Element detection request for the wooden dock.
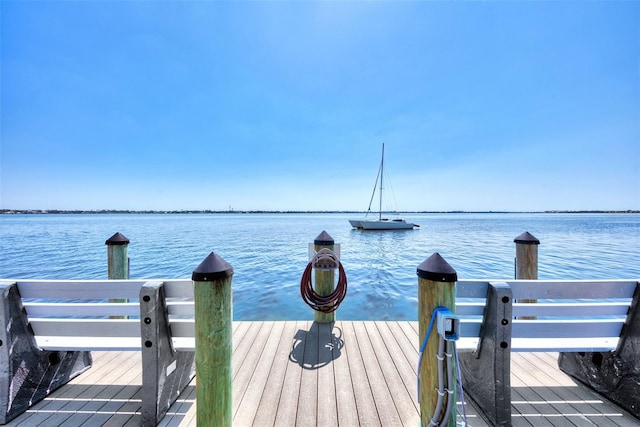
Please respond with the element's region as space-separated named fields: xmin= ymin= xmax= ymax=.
xmin=6 ymin=321 xmax=638 ymax=427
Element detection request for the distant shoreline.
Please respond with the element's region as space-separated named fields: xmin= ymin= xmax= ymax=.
xmin=2 ymin=209 xmax=638 ymax=215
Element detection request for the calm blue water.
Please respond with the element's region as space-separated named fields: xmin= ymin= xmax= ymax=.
xmin=1 ymin=213 xmax=638 ymax=320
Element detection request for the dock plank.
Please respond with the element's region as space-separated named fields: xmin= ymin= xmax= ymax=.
xmin=233 ymin=321 xmax=265 ymax=380
xmin=15 ymin=351 xmax=141 ymax=427
xmin=233 ymin=321 xmax=275 ymax=417
xmin=234 ymin=321 xmax=285 ymax=426
xmin=331 ymin=322 xmax=359 ymax=427
xmin=532 ymin=353 xmax=638 ymax=427
xmin=295 ymin=320 xmax=319 ymax=427
xmin=273 ymin=320 xmax=308 ymax=427
xmin=514 ymin=352 xmax=637 ymax=427
xmin=373 ymin=322 xmax=419 ymax=407
xmin=316 ymin=322 xmax=338 ymax=427
xmin=158 ymin=384 xmax=195 ymax=427
xmin=341 ymin=321 xmax=381 ymax=426
xmin=252 ymin=321 xmax=298 ymax=426
xmin=364 ymin=321 xmax=418 ymax=426
xmin=4 ymin=321 xmax=639 ymax=427
xmin=352 ymin=321 xmax=402 ymax=426
xmin=385 ymin=321 xmax=419 ymax=374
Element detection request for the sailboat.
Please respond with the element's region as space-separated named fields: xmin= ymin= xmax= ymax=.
xmin=349 ymin=144 xmax=419 ymax=230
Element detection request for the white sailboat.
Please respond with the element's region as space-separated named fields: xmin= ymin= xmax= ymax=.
xmin=349 ymin=144 xmax=419 ymax=230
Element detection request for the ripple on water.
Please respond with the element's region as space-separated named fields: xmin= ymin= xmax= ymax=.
xmin=1 ymin=212 xmax=638 ymax=320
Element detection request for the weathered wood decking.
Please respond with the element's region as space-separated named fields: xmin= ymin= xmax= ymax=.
xmin=6 ymin=321 xmax=638 ymax=426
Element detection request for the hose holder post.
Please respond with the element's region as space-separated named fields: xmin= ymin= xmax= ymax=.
xmin=311 ymin=247 xmax=339 ymax=271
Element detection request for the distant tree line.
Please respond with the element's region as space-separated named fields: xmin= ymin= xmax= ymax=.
xmin=1 ymin=209 xmax=638 ymax=215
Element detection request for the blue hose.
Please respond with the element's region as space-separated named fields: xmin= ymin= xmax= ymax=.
xmin=417 ymin=307 xmax=449 ymax=400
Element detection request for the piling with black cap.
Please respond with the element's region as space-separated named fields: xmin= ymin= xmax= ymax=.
xmin=514 ymin=231 xmax=539 ymax=280
xmin=192 ymin=252 xmax=233 ymax=427
xmin=314 ymin=230 xmax=335 ymax=323
xmin=417 ymin=253 xmax=458 ymax=427
xmin=514 ymin=232 xmax=540 ymax=319
xmin=106 ymin=232 xmax=129 ymax=279
xmin=106 ymin=232 xmax=130 ymax=317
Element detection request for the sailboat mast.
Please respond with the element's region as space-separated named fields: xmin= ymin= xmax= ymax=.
xmin=379 ymin=143 xmax=384 ymax=221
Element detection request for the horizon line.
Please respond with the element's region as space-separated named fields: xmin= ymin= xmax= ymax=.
xmin=2 ymin=209 xmax=639 ymax=215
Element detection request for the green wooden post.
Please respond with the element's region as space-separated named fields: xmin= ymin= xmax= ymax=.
xmin=105 ymin=232 xmax=129 ymax=280
xmin=417 ymin=253 xmax=457 ymax=427
xmin=314 ymin=230 xmax=335 ymax=324
xmin=514 ymin=231 xmax=540 ymax=319
xmin=106 ymin=233 xmax=129 ymax=318
xmin=192 ymin=252 xmax=233 ymax=427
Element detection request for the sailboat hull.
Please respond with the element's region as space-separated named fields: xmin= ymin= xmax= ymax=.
xmin=350 ymin=219 xmax=418 ymax=230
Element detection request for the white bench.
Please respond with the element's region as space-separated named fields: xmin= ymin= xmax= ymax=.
xmin=0 ymin=279 xmax=197 ymax=426
xmin=453 ymin=279 xmax=640 ymax=425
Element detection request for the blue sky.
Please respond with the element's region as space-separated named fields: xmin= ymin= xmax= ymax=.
xmin=2 ymin=1 xmax=639 ymax=212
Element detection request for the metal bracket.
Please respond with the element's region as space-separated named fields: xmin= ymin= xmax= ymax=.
xmin=312 ymin=248 xmax=339 ymax=270
xmin=308 ymin=243 xmax=340 ymax=264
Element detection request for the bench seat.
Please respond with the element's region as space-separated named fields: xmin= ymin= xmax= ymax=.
xmin=0 ymin=279 xmax=196 ymax=426
xmin=34 ymin=335 xmax=143 ymax=351
xmin=453 ymin=279 xmax=640 ymax=425
xmin=457 ymin=336 xmax=620 ymax=353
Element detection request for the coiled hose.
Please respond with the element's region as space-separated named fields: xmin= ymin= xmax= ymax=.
xmin=300 ymin=249 xmax=348 ymax=313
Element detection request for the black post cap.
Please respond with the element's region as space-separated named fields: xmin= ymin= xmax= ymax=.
xmin=514 ymin=231 xmax=540 ymax=245
xmin=105 ymin=232 xmax=130 ymax=245
xmin=192 ymin=252 xmax=234 ymax=281
xmin=314 ymin=230 xmax=334 ymax=245
xmin=417 ymin=253 xmax=458 ymax=282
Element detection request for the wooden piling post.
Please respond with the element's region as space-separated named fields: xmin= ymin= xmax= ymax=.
xmin=192 ymin=252 xmax=233 ymax=427
xmin=514 ymin=231 xmax=539 ymax=280
xmin=106 ymin=233 xmax=129 ymax=318
xmin=515 ymin=231 xmax=540 ymax=319
xmin=314 ymin=230 xmax=335 ymax=324
xmin=105 ymin=232 xmax=129 ymax=280
xmin=417 ymin=253 xmax=457 ymax=427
